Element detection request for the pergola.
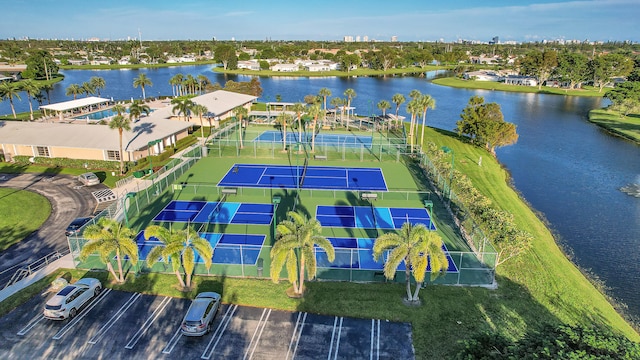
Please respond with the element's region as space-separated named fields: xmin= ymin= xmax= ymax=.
xmin=40 ymin=96 xmax=111 ymax=121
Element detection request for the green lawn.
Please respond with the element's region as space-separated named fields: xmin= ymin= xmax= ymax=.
xmin=0 ymin=188 xmax=51 ymax=251
xmin=589 ymin=109 xmax=640 ymax=143
xmin=432 ymin=77 xmax=608 ymax=97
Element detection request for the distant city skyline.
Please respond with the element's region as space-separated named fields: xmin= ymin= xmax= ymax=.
xmin=2 ymin=0 xmax=638 ymax=43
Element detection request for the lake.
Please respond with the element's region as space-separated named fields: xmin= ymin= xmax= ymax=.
xmin=1 ymin=65 xmax=638 ymax=321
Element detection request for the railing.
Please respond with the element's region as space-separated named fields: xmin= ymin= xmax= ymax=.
xmin=2 ymin=248 xmax=71 ymax=289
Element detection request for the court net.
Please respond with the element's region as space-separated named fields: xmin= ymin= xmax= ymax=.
xmin=299 ymin=157 xmax=309 ymax=187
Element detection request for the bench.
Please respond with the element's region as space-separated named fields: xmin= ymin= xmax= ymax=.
xmin=361 ymin=193 xmax=377 ymax=201
xmin=221 ymin=188 xmax=237 ymax=195
xmin=314 ymin=155 xmax=328 ymax=160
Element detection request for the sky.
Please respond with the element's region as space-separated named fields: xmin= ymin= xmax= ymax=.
xmin=2 ymin=0 xmax=639 ymax=43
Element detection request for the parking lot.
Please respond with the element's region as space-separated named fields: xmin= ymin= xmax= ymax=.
xmin=0 ymin=289 xmax=414 ymax=359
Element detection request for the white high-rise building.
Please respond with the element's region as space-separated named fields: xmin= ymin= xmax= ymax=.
xmin=391 ymin=35 xmax=398 ymax=42
xmin=343 ymin=35 xmax=354 ymax=42
xmin=363 ymin=35 xmax=369 ymax=42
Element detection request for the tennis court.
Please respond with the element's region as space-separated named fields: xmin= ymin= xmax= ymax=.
xmin=254 ymin=130 xmax=373 ymax=148
xmin=315 ymin=205 xmax=436 ymax=230
xmin=135 ymin=231 xmax=265 ymax=265
xmin=316 ymin=237 xmax=458 ymax=272
xmin=218 ymin=163 xmax=388 ymax=191
xmin=152 ymin=200 xmax=274 ymax=225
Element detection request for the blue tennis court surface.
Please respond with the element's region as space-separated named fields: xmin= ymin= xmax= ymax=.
xmin=153 ymin=200 xmax=274 ymax=225
xmin=135 ymin=231 xmax=265 ymax=265
xmin=315 ymin=205 xmax=436 ymax=230
xmin=254 ymin=130 xmax=373 ymax=148
xmin=218 ymin=164 xmax=387 ymax=191
xmin=316 ymin=237 xmax=458 ymax=272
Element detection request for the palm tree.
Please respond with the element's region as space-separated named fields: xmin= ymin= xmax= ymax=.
xmin=128 ymin=100 xmax=151 ymax=122
xmin=0 ymin=82 xmax=21 ymax=119
xmin=171 ymin=96 xmax=195 ymax=122
xmin=418 ymin=94 xmax=436 ymax=146
xmin=144 ymin=225 xmax=213 ymax=289
xmin=275 ymin=112 xmax=293 ymax=152
xmin=108 ymin=114 xmax=131 ymax=175
xmin=407 ymin=99 xmax=421 ymax=153
xmin=169 ymin=74 xmax=184 ymax=97
xmin=377 ymin=100 xmax=391 ymax=131
xmin=270 ymin=211 xmax=335 ymax=297
xmin=291 ymin=102 xmax=306 ymax=141
xmin=318 ymin=88 xmax=331 ymax=125
xmin=65 ymin=83 xmax=82 ymax=100
xmin=82 ymin=81 xmax=96 ymax=97
xmin=330 ymin=97 xmax=344 ymax=125
xmin=191 ymin=103 xmax=209 ymax=139
xmin=373 ymin=222 xmax=448 ymax=304
xmin=307 ymin=103 xmax=323 ymax=152
xmin=409 ymin=89 xmax=422 ymax=100
xmin=343 ymin=88 xmax=356 ymax=128
xmin=112 ymin=104 xmax=127 ymax=116
xmin=233 ymin=106 xmax=249 ymax=149
xmin=184 ymin=74 xmax=198 ymax=95
xmin=41 ymin=83 xmax=53 ymax=104
xmin=90 ymin=76 xmax=106 ymax=97
xmin=391 ymin=93 xmax=406 ymax=128
xmin=197 ymin=74 xmax=210 ymax=94
xmin=133 ymin=73 xmax=153 ymax=99
xmin=21 ymin=80 xmax=41 ymax=121
xmin=80 ymin=218 xmax=138 ymax=284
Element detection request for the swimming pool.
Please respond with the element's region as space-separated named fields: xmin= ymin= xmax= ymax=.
xmin=72 ymin=108 xmax=125 ymax=120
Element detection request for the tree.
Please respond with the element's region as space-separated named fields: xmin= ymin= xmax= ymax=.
xmin=197 ymin=74 xmax=210 ymax=94
xmin=418 ymin=94 xmax=436 ymax=145
xmin=392 ymin=93 xmax=406 ymax=128
xmin=215 ymin=44 xmax=237 ymax=70
xmin=343 ymin=88 xmax=356 ymax=128
xmin=89 ymin=76 xmax=106 ymax=96
xmin=0 ymin=82 xmax=21 ymax=119
xmin=456 ymin=96 xmax=518 ymax=155
xmin=307 ymin=103 xmax=323 ymax=152
xmin=406 ymin=98 xmax=421 ymax=153
xmin=169 ymin=73 xmax=184 ymax=97
xmin=276 ymin=112 xmax=293 ymax=152
xmin=339 ymin=53 xmax=360 ymax=73
xmin=65 ymin=83 xmax=82 ymax=100
xmin=191 ymin=103 xmax=209 ymax=139
xmin=318 ymin=87 xmax=332 ymax=125
xmin=373 ymin=222 xmax=448 ymax=304
xmin=108 ymin=114 xmax=131 ymax=175
xmin=519 ymin=50 xmax=558 ymax=89
xmin=23 ymin=49 xmax=58 ymax=80
xmin=171 ymin=96 xmax=195 ymax=122
xmin=144 ymin=225 xmax=213 ymax=289
xmin=233 ymin=105 xmax=248 ymax=149
xmin=20 ymin=79 xmax=41 ymax=121
xmin=81 ymin=81 xmax=96 ymax=97
xmin=133 ymin=73 xmax=153 ymax=99
xmin=377 ymin=100 xmax=391 ymax=130
xmin=270 ymin=211 xmax=335 ymax=297
xmin=291 ymin=102 xmax=306 ymax=140
xmin=330 ymin=97 xmax=344 ymax=125
xmin=554 ymin=52 xmax=589 ymax=90
xmin=128 ymin=100 xmax=150 ymax=122
xmin=590 ymin=53 xmax=634 ymax=92
xmin=80 ymin=218 xmax=138 ymax=283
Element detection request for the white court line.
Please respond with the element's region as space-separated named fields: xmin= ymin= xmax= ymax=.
xmin=370 ymin=319 xmax=375 ymax=360
xmin=370 ymin=319 xmax=381 ymax=360
xmin=17 ymin=314 xmax=46 ymax=336
xmin=52 ymin=288 xmax=112 ymax=340
xmin=376 ymin=319 xmax=380 ymax=360
xmin=125 ymin=296 xmax=172 ymax=350
xmin=201 ymin=304 xmax=239 ymax=360
xmin=327 ymin=316 xmax=344 ymax=360
xmin=244 ymin=308 xmax=271 ymax=360
xmin=286 ymin=312 xmax=307 ymax=360
xmin=333 ymin=317 xmax=344 ymax=360
xmin=88 ymin=293 xmax=141 ymax=344
xmin=161 ymin=327 xmax=182 ymax=354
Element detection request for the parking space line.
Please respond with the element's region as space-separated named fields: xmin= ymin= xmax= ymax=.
xmin=124 ymin=296 xmax=172 ymax=350
xmin=161 ymin=327 xmax=183 ymax=354
xmin=88 ymin=293 xmax=141 ymax=345
xmin=327 ymin=316 xmax=344 ymax=360
xmin=17 ymin=314 xmax=46 ymax=336
xmin=244 ymin=308 xmax=271 ymax=360
xmin=370 ymin=319 xmax=380 ymax=360
xmin=201 ymin=304 xmax=239 ymax=360
xmin=52 ymin=288 xmax=112 ymax=340
xmin=286 ymin=312 xmax=307 ymax=360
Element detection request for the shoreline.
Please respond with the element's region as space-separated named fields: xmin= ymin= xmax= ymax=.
xmin=431 ymin=76 xmax=608 ymax=97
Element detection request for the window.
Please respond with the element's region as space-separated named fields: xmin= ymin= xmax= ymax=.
xmin=36 ymin=146 xmax=50 ymax=157
xmin=106 ymin=150 xmax=121 ymax=161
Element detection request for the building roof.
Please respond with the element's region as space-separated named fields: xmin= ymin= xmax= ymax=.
xmin=0 ymin=119 xmax=192 ymax=152
xmin=0 ymin=64 xmax=27 ymax=73
xmin=190 ymin=90 xmax=257 ymax=117
xmin=40 ymin=97 xmax=111 ymax=112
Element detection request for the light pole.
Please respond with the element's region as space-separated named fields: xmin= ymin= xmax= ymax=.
xmin=122 ymin=192 xmax=136 ymax=227
xmin=147 ymin=139 xmax=161 ymax=175
xmin=441 ymin=146 xmax=454 ymax=202
xmin=295 ymin=142 xmax=301 ymax=195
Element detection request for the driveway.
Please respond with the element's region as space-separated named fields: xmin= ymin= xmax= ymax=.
xmin=0 ymin=173 xmax=102 ymax=281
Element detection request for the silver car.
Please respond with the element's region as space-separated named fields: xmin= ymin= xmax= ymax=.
xmin=180 ymin=292 xmax=221 ymax=336
xmin=78 ymin=172 xmax=100 ymax=186
xmin=43 ymin=278 xmax=102 ymax=320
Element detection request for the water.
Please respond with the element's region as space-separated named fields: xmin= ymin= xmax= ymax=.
xmin=1 ymin=65 xmax=638 ymax=320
